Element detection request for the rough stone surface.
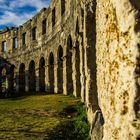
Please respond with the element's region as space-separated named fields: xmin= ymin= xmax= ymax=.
xmin=90 ymin=110 xmax=104 ymax=140
xmin=0 ymin=0 xmax=139 ymax=140
xmin=95 ymin=0 xmax=140 ymax=139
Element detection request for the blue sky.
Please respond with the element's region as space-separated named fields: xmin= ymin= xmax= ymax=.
xmin=0 ymin=0 xmax=50 ymax=30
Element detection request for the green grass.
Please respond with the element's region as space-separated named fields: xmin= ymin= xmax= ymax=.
xmin=0 ymin=94 xmax=90 ymax=140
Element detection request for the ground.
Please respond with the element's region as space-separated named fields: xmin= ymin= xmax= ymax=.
xmin=0 ymin=94 xmax=90 ymax=140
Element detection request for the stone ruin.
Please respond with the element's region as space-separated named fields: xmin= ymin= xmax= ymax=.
xmin=0 ymin=0 xmax=139 ymax=139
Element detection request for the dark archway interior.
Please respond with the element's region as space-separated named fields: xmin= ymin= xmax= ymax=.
xmin=29 ymin=60 xmax=36 ymax=92
xmin=19 ymin=63 xmax=25 ymax=93
xmin=8 ymin=65 xmax=16 ymax=94
xmin=39 ymin=57 xmax=45 ymax=92
xmin=0 ymin=67 xmax=7 ymax=94
xmin=57 ymin=46 xmax=63 ymax=93
xmin=66 ymin=35 xmax=73 ymax=94
xmin=49 ymin=53 xmax=54 ymax=93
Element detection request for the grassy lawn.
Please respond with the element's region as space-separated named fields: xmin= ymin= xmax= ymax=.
xmin=0 ymin=94 xmax=89 ymax=140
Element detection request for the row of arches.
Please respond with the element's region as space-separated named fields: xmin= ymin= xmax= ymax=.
xmin=18 ymin=46 xmax=65 ymax=94
xmin=0 ymin=35 xmax=81 ymax=98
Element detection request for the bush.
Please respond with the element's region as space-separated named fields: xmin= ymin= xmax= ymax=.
xmin=46 ymin=102 xmax=90 ymax=140
xmin=73 ymin=103 xmax=90 ymax=140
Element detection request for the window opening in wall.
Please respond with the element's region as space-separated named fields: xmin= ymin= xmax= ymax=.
xmin=50 ymin=53 xmax=54 ymax=65
xmin=2 ymin=41 xmax=6 ymax=52
xmin=32 ymin=27 xmax=36 ymax=40
xmin=61 ymin=0 xmax=65 ymax=16
xmin=22 ymin=33 xmax=26 ymax=45
xmin=13 ymin=37 xmax=18 ymax=49
xmin=42 ymin=19 xmax=46 ymax=35
xmin=52 ymin=8 xmax=56 ymax=27
xmin=81 ymin=8 xmax=84 ymax=29
xmin=76 ymin=18 xmax=79 ymax=34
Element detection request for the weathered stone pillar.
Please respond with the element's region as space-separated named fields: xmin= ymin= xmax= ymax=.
xmin=72 ymin=42 xmax=81 ymax=97
xmin=36 ymin=69 xmax=39 ymax=92
xmin=63 ymin=55 xmax=67 ymax=95
xmin=72 ymin=47 xmax=77 ymax=97
xmin=54 ymin=63 xmax=58 ymax=93
xmin=45 ymin=65 xmax=49 ymax=92
xmin=25 ymin=71 xmax=29 ymax=92
xmin=79 ymin=39 xmax=86 ymax=102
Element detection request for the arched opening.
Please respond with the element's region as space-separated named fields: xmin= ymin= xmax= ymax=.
xmin=57 ymin=46 xmax=63 ymax=93
xmin=29 ymin=60 xmax=36 ymax=92
xmin=0 ymin=67 xmax=7 ymax=96
xmin=19 ymin=63 xmax=25 ymax=93
xmin=39 ymin=57 xmax=45 ymax=92
xmin=48 ymin=52 xmax=54 ymax=93
xmin=8 ymin=65 xmax=16 ymax=95
xmin=75 ymin=41 xmax=81 ymax=96
xmin=66 ymin=35 xmax=73 ymax=94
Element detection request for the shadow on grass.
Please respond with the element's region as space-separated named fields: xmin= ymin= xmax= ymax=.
xmin=6 ymin=92 xmax=59 ymax=101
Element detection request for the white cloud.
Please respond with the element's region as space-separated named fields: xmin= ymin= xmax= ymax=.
xmin=0 ymin=11 xmax=35 ymax=26
xmin=0 ymin=0 xmax=5 ymax=3
xmin=0 ymin=0 xmax=50 ymax=28
xmin=10 ymin=0 xmax=49 ymax=11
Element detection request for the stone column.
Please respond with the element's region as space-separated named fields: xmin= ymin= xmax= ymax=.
xmin=45 ymin=65 xmax=49 ymax=92
xmin=36 ymin=69 xmax=39 ymax=92
xmin=79 ymin=40 xmax=86 ymax=102
xmin=25 ymin=71 xmax=29 ymax=92
xmin=72 ymin=44 xmax=81 ymax=97
xmin=72 ymin=47 xmax=77 ymax=97
xmin=63 ymin=55 xmax=67 ymax=95
xmin=54 ymin=62 xmax=58 ymax=93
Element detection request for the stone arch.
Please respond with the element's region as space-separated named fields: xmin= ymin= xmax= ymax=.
xmin=75 ymin=41 xmax=81 ymax=97
xmin=29 ymin=60 xmax=36 ymax=92
xmin=48 ymin=52 xmax=54 ymax=93
xmin=57 ymin=45 xmax=63 ymax=93
xmin=8 ymin=64 xmax=16 ymax=95
xmin=19 ymin=63 xmax=25 ymax=93
xmin=39 ymin=57 xmax=45 ymax=92
xmin=66 ymin=35 xmax=73 ymax=94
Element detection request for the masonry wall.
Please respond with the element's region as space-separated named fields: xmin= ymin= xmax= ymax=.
xmin=0 ymin=0 xmax=84 ymax=96
xmin=0 ymin=0 xmax=139 ymax=140
xmin=95 ymin=0 xmax=140 ymax=139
